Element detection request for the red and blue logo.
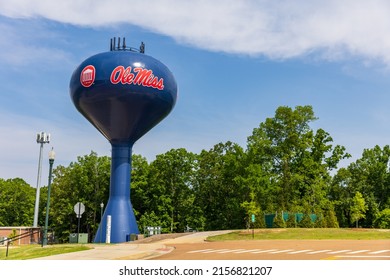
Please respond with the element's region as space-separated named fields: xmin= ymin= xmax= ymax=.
xmin=80 ymin=65 xmax=96 ymax=87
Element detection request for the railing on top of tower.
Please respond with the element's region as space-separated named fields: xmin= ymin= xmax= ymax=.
xmin=110 ymin=37 xmax=145 ymax=53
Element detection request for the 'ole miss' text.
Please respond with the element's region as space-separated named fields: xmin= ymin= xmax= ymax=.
xmin=110 ymin=66 xmax=164 ymax=90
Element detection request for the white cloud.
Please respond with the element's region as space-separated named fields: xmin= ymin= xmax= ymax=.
xmin=0 ymin=20 xmax=74 ymax=69
xmin=1 ymin=0 xmax=390 ymax=64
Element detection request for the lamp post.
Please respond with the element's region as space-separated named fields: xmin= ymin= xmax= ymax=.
xmin=42 ymin=148 xmax=55 ymax=246
xmin=33 ymin=132 xmax=50 ymax=228
xmin=100 ymin=202 xmax=104 ymax=243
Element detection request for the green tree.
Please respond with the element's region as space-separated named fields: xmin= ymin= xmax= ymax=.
xmin=237 ymin=162 xmax=273 ymax=228
xmin=0 ymin=178 xmax=35 ymax=226
xmin=313 ymin=213 xmax=327 ymax=228
xmin=195 ymin=141 xmax=246 ymax=230
xmin=350 ymin=191 xmax=367 ymax=228
xmin=138 ymin=211 xmax=161 ymax=234
xmin=273 ymin=211 xmax=286 ymax=228
xmin=332 ymin=145 xmax=390 ymax=227
xmin=50 ymin=151 xmax=110 ymax=242
xmin=286 ymin=213 xmax=297 ymax=228
xmin=298 ymin=213 xmax=314 ymax=228
xmin=330 ymin=167 xmax=352 ymax=227
xmin=323 ymin=203 xmax=339 ymax=228
xmin=237 ymin=163 xmax=274 ymax=214
xmin=130 ymin=154 xmax=151 ymax=220
xmin=374 ymin=209 xmax=390 ymax=229
xmin=147 ymin=148 xmax=198 ymax=233
xmin=240 ymin=194 xmax=264 ymax=229
xmin=246 ymin=105 xmax=349 ymax=214
xmin=247 ymin=105 xmax=318 ymax=209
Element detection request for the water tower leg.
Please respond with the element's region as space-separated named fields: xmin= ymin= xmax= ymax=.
xmin=94 ymin=143 xmax=139 ymax=243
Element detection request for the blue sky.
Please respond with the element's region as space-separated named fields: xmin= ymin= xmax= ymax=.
xmin=1 ymin=0 xmax=390 ymax=187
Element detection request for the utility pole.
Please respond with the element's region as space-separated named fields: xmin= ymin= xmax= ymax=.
xmin=33 ymin=132 xmax=50 ymax=228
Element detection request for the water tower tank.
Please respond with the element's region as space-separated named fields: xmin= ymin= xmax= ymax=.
xmin=69 ymin=38 xmax=177 ymax=243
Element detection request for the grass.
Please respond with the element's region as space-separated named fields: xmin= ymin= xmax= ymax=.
xmin=207 ymin=228 xmax=390 ymax=241
xmin=0 ymin=244 xmax=91 ymax=260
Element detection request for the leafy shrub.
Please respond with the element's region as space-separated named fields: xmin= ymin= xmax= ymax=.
xmin=374 ymin=209 xmax=390 ymax=229
xmin=286 ymin=213 xmax=297 ymax=228
xmin=254 ymin=214 xmax=266 ymax=228
xmin=298 ymin=213 xmax=313 ymax=228
xmin=273 ymin=211 xmax=286 ymax=228
xmin=324 ymin=208 xmax=339 ymax=228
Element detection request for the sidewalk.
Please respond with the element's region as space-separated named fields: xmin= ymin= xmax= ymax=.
xmin=34 ymin=242 xmax=173 ymax=260
xmin=33 ymin=231 xmax=230 ymax=260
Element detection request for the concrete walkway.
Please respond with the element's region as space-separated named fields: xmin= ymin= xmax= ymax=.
xmin=33 ymin=231 xmax=230 ymax=260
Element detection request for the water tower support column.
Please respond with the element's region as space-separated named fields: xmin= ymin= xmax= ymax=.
xmin=94 ymin=143 xmax=139 ymax=243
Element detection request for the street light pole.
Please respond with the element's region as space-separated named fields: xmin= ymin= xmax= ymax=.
xmin=100 ymin=202 xmax=104 ymax=243
xmin=33 ymin=132 xmax=50 ymax=228
xmin=43 ymin=148 xmax=55 ymax=246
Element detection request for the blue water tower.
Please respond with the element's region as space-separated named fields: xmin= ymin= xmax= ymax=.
xmin=69 ymin=38 xmax=177 ymax=243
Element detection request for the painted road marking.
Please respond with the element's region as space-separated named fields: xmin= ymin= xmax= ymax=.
xmin=287 ymin=250 xmax=313 ymax=254
xmin=336 ymin=255 xmax=390 ymax=258
xmin=326 ymin=250 xmax=351 ymax=254
xmin=187 ymin=249 xmax=215 ymax=253
xmin=203 ymin=249 xmax=232 ymax=254
xmin=251 ymin=249 xmax=279 ymax=254
xmin=234 ymin=249 xmax=263 ymax=254
xmin=346 ymin=250 xmax=370 ymax=254
xmin=217 ymin=249 xmax=247 ymax=253
xmin=212 ymin=249 xmax=236 ymax=253
xmin=269 ymin=249 xmax=294 ymax=254
xmin=369 ymin=250 xmax=390 ymax=254
xmin=187 ymin=248 xmax=390 ymax=256
xmin=306 ymin=250 xmax=332 ymax=254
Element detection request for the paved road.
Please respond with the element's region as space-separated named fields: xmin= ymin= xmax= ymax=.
xmin=152 ymin=239 xmax=390 ymax=260
xmin=33 ymin=231 xmax=227 ymax=260
xmin=34 ymin=231 xmax=390 ymax=260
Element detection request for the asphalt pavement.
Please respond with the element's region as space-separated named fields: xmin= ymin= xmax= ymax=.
xmin=33 ymin=231 xmax=229 ymax=260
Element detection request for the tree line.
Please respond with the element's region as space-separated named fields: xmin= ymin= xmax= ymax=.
xmin=1 ymin=105 xmax=389 ymax=242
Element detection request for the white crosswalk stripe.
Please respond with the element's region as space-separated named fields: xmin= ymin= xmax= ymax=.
xmin=338 ymin=255 xmax=390 ymax=258
xmin=269 ymin=249 xmax=294 ymax=254
xmin=287 ymin=250 xmax=313 ymax=254
xmin=217 ymin=249 xmax=246 ymax=253
xmin=187 ymin=248 xmax=390 ymax=256
xmin=368 ymin=250 xmax=390 ymax=254
xmin=203 ymin=249 xmax=231 ymax=254
xmin=251 ymin=249 xmax=279 ymax=254
xmin=306 ymin=250 xmax=332 ymax=254
xmin=346 ymin=250 xmax=370 ymax=254
xmin=187 ymin=249 xmax=214 ymax=253
xmin=234 ymin=249 xmax=263 ymax=254
xmin=213 ymin=249 xmax=236 ymax=254
xmin=326 ymin=250 xmax=351 ymax=254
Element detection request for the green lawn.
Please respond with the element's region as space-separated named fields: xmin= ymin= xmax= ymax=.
xmin=207 ymin=228 xmax=390 ymax=241
xmin=0 ymin=244 xmax=91 ymax=260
